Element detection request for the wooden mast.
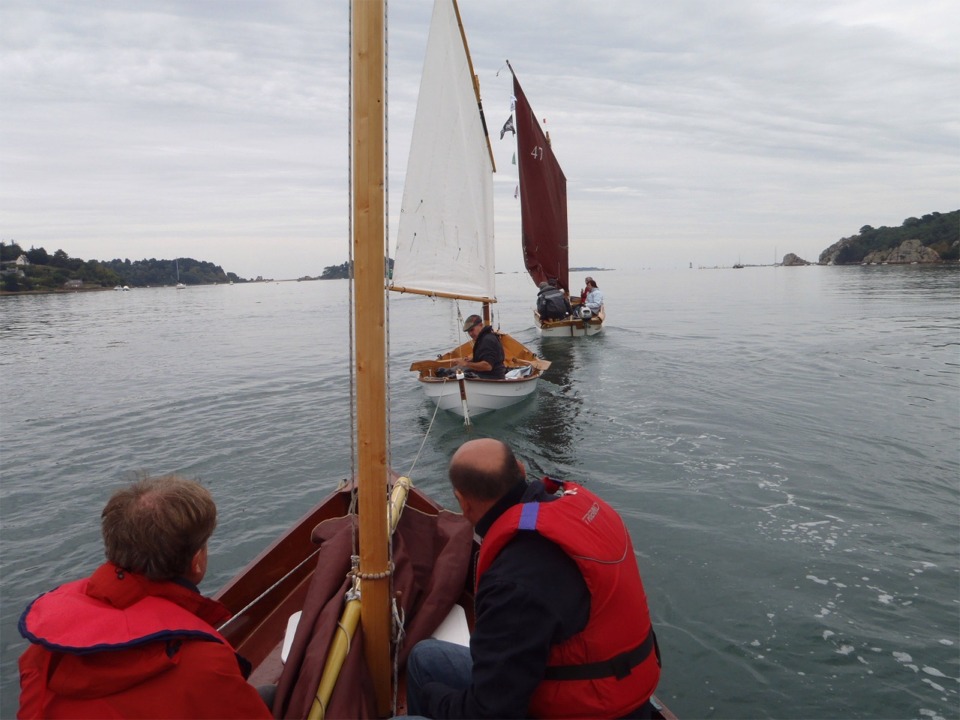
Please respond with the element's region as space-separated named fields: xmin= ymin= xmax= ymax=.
xmin=352 ymin=1 xmax=392 ymax=715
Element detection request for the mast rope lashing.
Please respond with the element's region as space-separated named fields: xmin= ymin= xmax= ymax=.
xmin=351 ymin=560 xmax=395 ymax=581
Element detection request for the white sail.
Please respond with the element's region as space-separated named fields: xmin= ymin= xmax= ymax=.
xmin=391 ymin=0 xmax=496 ymax=302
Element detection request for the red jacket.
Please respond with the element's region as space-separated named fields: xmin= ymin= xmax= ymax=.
xmin=18 ymin=562 xmax=271 ymax=719
xmin=477 ymin=482 xmax=660 ymax=718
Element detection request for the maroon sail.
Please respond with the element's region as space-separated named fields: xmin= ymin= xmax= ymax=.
xmin=512 ymin=69 xmax=569 ymax=293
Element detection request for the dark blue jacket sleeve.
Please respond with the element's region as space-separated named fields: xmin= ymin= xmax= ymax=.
xmin=423 ymin=533 xmax=590 ymax=719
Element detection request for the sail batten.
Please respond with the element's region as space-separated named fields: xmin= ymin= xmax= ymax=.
xmin=511 ymin=68 xmax=570 ymax=293
xmin=391 ymin=0 xmax=496 ymax=301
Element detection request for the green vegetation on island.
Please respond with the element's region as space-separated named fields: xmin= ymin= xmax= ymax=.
xmin=313 ymin=258 xmax=395 ymax=280
xmin=0 ymin=242 xmax=250 ymax=293
xmin=819 ymin=210 xmax=959 ymax=265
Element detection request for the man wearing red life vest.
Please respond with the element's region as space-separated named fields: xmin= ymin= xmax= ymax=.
xmin=405 ymin=439 xmax=661 ymax=719
xmin=17 ymin=475 xmax=272 ymax=719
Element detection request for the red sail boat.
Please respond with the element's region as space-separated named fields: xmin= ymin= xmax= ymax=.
xmin=509 ymin=61 xmax=604 ymax=337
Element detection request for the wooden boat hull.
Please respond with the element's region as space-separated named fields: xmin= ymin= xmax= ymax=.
xmin=535 ymin=307 xmax=605 ymax=337
xmin=410 ymin=332 xmax=550 ymax=416
xmin=214 ymin=476 xmax=481 ymax=720
xmin=215 ymin=483 xmax=357 ymax=686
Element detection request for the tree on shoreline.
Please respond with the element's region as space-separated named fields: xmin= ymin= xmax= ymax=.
xmin=1 ymin=242 xmax=248 ymax=292
xmin=319 ymin=257 xmax=394 ymax=280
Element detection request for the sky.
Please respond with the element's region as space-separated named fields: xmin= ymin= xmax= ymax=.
xmin=1 ymin=0 xmax=957 ymax=280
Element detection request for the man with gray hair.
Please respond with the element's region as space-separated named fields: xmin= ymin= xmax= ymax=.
xmin=454 ymin=315 xmax=505 ymax=379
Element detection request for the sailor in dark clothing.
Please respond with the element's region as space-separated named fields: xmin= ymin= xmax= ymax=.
xmin=536 ymin=280 xmax=572 ymax=321
xmin=455 ymin=314 xmax=506 ymax=380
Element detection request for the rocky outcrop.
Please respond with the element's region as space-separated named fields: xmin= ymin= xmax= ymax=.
xmin=819 ymin=238 xmax=849 ymax=265
xmin=862 ymin=238 xmax=941 ymax=264
xmin=819 ymin=237 xmax=944 ymax=265
xmin=781 ymin=253 xmax=811 ymax=266
xmin=818 ymin=211 xmax=958 ymax=264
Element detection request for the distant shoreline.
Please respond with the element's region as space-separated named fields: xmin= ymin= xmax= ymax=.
xmin=0 ymin=281 xmax=265 ymax=297
xmin=0 ymin=285 xmax=116 ymax=297
xmin=4 ymin=263 xmax=956 ymax=296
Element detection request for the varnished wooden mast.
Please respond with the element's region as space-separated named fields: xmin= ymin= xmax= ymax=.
xmin=352 ymin=1 xmax=392 ymax=715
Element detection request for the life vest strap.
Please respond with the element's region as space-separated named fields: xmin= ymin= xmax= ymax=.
xmin=544 ymin=629 xmax=659 ymax=681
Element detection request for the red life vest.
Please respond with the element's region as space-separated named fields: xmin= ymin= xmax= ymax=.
xmin=476 ymin=482 xmax=660 ymax=719
xmin=17 ymin=563 xmax=271 ymax=719
xmin=19 ymin=568 xmax=230 ymax=653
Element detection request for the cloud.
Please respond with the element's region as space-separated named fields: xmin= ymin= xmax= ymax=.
xmin=1 ymin=0 xmax=957 ymax=278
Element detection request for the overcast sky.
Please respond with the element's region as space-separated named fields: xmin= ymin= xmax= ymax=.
xmin=2 ymin=0 xmax=957 ymax=279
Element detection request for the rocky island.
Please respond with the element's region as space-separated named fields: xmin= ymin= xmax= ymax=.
xmin=798 ymin=210 xmax=958 ymax=266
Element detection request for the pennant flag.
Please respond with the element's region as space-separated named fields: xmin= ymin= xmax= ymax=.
xmin=512 ymin=152 xmax=516 ymax=166
xmin=510 ymin=95 xmax=516 ymax=112
xmin=514 ymin=184 xmax=519 ymax=199
xmin=499 ymin=115 xmax=515 ymax=140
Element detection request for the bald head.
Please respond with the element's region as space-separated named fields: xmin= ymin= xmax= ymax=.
xmin=449 ymin=438 xmax=524 ymax=502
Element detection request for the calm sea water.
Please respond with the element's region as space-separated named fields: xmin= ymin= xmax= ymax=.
xmin=1 ymin=266 xmax=958 ymax=719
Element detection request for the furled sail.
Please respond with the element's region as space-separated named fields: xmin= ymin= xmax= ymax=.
xmin=511 ymin=68 xmax=569 ymax=293
xmin=391 ymin=0 xmax=496 ymax=303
